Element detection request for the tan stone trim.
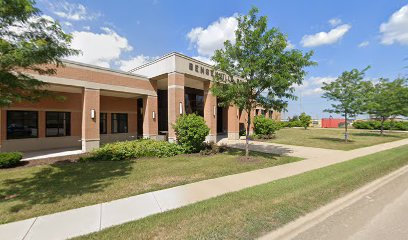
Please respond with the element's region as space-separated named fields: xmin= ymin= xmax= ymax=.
xmin=168 ymin=85 xmax=185 ymax=89
xmin=4 ymin=107 xmax=81 ymax=113
xmin=28 ymin=74 xmax=157 ymax=96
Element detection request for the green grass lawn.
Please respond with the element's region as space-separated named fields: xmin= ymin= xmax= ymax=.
xmin=269 ymin=128 xmax=408 ymax=150
xmin=76 ymin=145 xmax=408 ymax=240
xmin=0 ymin=150 xmax=300 ymax=224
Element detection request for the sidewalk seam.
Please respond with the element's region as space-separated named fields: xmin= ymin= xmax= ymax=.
xmin=152 ymin=193 xmax=163 ymax=212
xmin=22 ymin=217 xmax=37 ymax=240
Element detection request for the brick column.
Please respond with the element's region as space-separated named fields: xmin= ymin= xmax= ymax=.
xmin=204 ymin=81 xmax=217 ymax=142
xmin=82 ymin=88 xmax=100 ymax=152
xmin=227 ymin=105 xmax=239 ymax=140
xmin=168 ymin=72 xmax=185 ymax=142
xmin=142 ymin=95 xmax=158 ymax=139
xmin=38 ymin=111 xmax=46 ymax=138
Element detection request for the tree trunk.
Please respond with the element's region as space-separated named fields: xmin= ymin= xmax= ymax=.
xmin=245 ymin=110 xmax=251 ymax=158
xmin=381 ymin=116 xmax=385 ymax=136
xmin=344 ymin=114 xmax=348 ymax=142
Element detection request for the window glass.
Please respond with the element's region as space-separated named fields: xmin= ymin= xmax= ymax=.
xmin=46 ymin=112 xmax=71 ymax=137
xmin=100 ymin=113 xmax=107 ymax=134
xmin=111 ymin=113 xmax=128 ymax=133
xmin=7 ymin=111 xmax=38 ymax=139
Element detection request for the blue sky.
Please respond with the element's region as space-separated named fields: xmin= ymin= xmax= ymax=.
xmin=36 ymin=0 xmax=408 ymax=119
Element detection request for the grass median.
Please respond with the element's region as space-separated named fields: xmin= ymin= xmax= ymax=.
xmin=0 ymin=149 xmax=300 ymax=224
xmin=77 ymin=145 xmax=408 ymax=240
xmin=269 ymin=128 xmax=408 ymax=150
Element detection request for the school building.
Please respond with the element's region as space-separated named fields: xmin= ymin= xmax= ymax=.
xmin=0 ymin=52 xmax=281 ymax=153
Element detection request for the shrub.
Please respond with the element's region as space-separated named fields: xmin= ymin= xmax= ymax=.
xmin=299 ymin=112 xmax=312 ymax=129
xmin=253 ymin=116 xmax=281 ymax=139
xmin=0 ymin=152 xmax=23 ymax=168
xmin=352 ymin=120 xmax=408 ymax=131
xmin=82 ymin=139 xmax=185 ymax=161
xmin=200 ymin=142 xmax=227 ymax=155
xmin=173 ymin=114 xmax=210 ymax=153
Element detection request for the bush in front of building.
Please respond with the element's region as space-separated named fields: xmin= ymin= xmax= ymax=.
xmin=82 ymin=139 xmax=185 ymax=161
xmin=0 ymin=152 xmax=23 ymax=168
xmin=299 ymin=112 xmax=312 ymax=130
xmin=253 ymin=116 xmax=281 ymax=139
xmin=353 ymin=120 xmax=408 ymax=131
xmin=173 ymin=113 xmax=210 ymax=153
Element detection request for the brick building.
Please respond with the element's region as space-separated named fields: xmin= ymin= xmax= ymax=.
xmin=0 ymin=52 xmax=280 ymax=153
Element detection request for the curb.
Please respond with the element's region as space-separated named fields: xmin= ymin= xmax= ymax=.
xmin=258 ymin=164 xmax=408 ymax=240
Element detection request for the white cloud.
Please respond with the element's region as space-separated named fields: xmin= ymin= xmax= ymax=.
xmin=118 ymin=55 xmax=158 ymax=71
xmin=380 ymin=4 xmax=408 ymax=45
xmin=297 ymin=76 xmax=336 ymax=96
xmin=358 ymin=41 xmax=370 ymax=48
xmin=66 ymin=28 xmax=133 ymax=68
xmin=329 ymin=18 xmax=342 ymax=27
xmin=286 ymin=40 xmax=295 ymax=50
xmin=46 ymin=0 xmax=99 ymax=21
xmin=301 ymin=24 xmax=351 ymax=47
xmin=187 ymin=14 xmax=238 ymax=57
xmin=83 ymin=26 xmax=91 ymax=31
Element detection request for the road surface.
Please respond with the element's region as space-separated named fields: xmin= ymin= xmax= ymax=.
xmin=294 ymin=168 xmax=408 ymax=240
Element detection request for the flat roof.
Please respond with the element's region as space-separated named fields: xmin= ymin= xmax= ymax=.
xmin=61 ymin=59 xmax=149 ymax=80
xmin=128 ymin=52 xmax=213 ymax=73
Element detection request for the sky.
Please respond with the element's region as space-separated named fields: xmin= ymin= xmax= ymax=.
xmin=35 ymin=0 xmax=408 ymax=119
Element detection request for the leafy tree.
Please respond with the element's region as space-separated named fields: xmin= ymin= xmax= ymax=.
xmin=211 ymin=7 xmax=315 ymax=157
xmin=299 ymin=112 xmax=312 ymax=130
xmin=321 ymin=67 xmax=370 ymax=142
xmin=364 ymin=78 xmax=408 ymax=135
xmin=0 ymin=0 xmax=79 ymax=106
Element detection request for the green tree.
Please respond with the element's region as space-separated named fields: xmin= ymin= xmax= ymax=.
xmin=211 ymin=7 xmax=315 ymax=157
xmin=0 ymin=0 xmax=79 ymax=106
xmin=364 ymin=78 xmax=408 ymax=135
xmin=299 ymin=112 xmax=312 ymax=130
xmin=321 ymin=67 xmax=370 ymax=142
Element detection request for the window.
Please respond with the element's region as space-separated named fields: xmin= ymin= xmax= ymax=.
xmin=261 ymin=110 xmax=266 ymax=116
xmin=184 ymin=87 xmax=204 ymax=116
xmin=269 ymin=110 xmax=273 ymax=119
xmin=7 ymin=111 xmax=38 ymax=139
xmin=100 ymin=113 xmax=107 ymax=134
xmin=111 ymin=113 xmax=128 ymax=133
xmin=255 ymin=109 xmax=259 ymax=116
xmin=46 ymin=112 xmax=71 ymax=137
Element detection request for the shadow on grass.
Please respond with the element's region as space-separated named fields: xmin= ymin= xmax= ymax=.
xmin=311 ymin=137 xmax=356 ymax=143
xmin=0 ymin=160 xmax=132 ymax=214
xmin=224 ymin=148 xmax=281 ymax=160
xmin=352 ymin=132 xmax=403 ymax=138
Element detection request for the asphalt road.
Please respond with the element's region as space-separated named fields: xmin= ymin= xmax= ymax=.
xmin=294 ymin=169 xmax=408 ymax=240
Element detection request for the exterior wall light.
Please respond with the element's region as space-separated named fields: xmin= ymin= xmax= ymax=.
xmin=152 ymin=111 xmax=156 ymax=120
xmin=179 ymin=102 xmax=183 ymax=115
xmin=91 ymin=109 xmax=96 ymax=119
xmin=213 ymin=105 xmax=216 ymax=117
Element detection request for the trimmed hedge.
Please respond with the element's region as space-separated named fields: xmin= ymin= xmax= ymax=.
xmin=173 ymin=114 xmax=210 ymax=153
xmin=353 ymin=120 xmax=408 ymax=131
xmin=253 ymin=116 xmax=281 ymax=139
xmin=279 ymin=120 xmax=303 ymax=128
xmin=81 ymin=139 xmax=185 ymax=161
xmin=0 ymin=152 xmax=23 ymax=168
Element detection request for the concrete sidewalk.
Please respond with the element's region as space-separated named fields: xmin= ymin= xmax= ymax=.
xmin=1 ymin=139 xmax=408 ymax=240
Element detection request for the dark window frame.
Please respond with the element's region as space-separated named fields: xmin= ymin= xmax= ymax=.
xmin=100 ymin=113 xmax=107 ymax=134
xmin=111 ymin=113 xmax=128 ymax=134
xmin=6 ymin=110 xmax=38 ymax=140
xmin=46 ymin=111 xmax=71 ymax=137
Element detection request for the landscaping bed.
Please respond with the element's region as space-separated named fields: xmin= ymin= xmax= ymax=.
xmin=76 ymin=145 xmax=408 ymax=240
